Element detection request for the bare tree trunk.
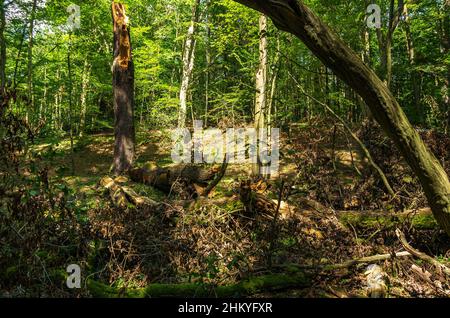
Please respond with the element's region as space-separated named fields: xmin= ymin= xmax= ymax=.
xmin=27 ymin=0 xmax=37 ymax=123
xmin=178 ymin=0 xmax=200 ymax=128
xmin=253 ymin=14 xmax=268 ymax=176
xmin=440 ymin=2 xmax=450 ymax=134
xmin=268 ymin=34 xmax=281 ymax=134
xmin=40 ymin=66 xmax=46 ymax=120
xmin=67 ymin=34 xmax=75 ymax=175
xmin=112 ymin=2 xmax=135 ymax=175
xmin=204 ymin=0 xmax=211 ymax=127
xmin=234 ymin=0 xmax=450 ymax=236
xmin=376 ymin=0 xmax=404 ymax=88
xmin=79 ymin=59 xmax=91 ymax=137
xmin=403 ymin=4 xmax=422 ymax=123
xmin=0 ymin=0 xmax=6 ymax=92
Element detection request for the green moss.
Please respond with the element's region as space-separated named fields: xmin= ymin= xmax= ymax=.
xmin=411 ymin=214 xmax=437 ymax=229
xmin=339 ymin=212 xmax=438 ymax=230
xmin=223 ymin=200 xmax=244 ymax=213
xmin=87 ymin=272 xmax=310 ymax=298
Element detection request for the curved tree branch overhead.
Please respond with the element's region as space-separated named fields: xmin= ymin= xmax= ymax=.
xmin=232 ymin=0 xmax=450 ymax=235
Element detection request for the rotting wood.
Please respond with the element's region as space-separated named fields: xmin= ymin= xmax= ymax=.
xmin=129 ymin=164 xmax=221 ymax=195
xmin=100 ymin=176 xmax=159 ymax=209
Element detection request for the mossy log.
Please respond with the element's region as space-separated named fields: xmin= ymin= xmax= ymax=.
xmin=87 ymin=271 xmax=311 ymax=298
xmin=129 ymin=164 xmax=220 ymax=194
xmin=337 ymin=208 xmax=438 ymax=230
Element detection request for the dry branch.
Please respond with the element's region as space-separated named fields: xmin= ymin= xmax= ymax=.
xmin=396 ymin=229 xmax=450 ymax=278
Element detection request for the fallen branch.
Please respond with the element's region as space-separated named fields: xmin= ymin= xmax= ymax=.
xmin=276 ymin=251 xmax=412 ymax=272
xmin=395 ymin=228 xmax=450 ymax=278
xmin=320 ymin=251 xmax=411 ymax=271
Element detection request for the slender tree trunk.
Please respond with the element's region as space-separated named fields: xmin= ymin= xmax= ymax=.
xmin=112 ymin=2 xmax=135 ymax=175
xmin=253 ymin=14 xmax=268 ymax=176
xmin=376 ymin=0 xmax=403 ymax=89
xmin=79 ymin=59 xmax=91 ymax=137
xmin=403 ymin=4 xmax=422 ymax=124
xmin=40 ymin=66 xmax=46 ymax=120
xmin=204 ymin=0 xmax=211 ymax=127
xmin=178 ymin=0 xmax=200 ymax=128
xmin=268 ymin=34 xmax=281 ymax=134
xmin=67 ymin=34 xmax=75 ymax=175
xmin=362 ymin=0 xmax=371 ymax=67
xmin=0 ymin=0 xmax=6 ymax=92
xmin=234 ymin=0 xmax=450 ymax=236
xmin=13 ymin=24 xmax=27 ymax=91
xmin=53 ymin=70 xmax=60 ymax=131
xmin=440 ymin=2 xmax=450 ymax=134
xmin=27 ymin=0 xmax=37 ymax=123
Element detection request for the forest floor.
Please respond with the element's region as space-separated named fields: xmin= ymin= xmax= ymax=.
xmin=1 ymin=121 xmax=450 ymax=298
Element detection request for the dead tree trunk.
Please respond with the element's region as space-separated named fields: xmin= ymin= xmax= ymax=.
xmin=233 ymin=0 xmax=450 ymax=236
xmin=178 ymin=0 xmax=201 ymax=128
xmin=253 ymin=14 xmax=268 ymax=176
xmin=129 ymin=164 xmax=221 ymax=195
xmin=112 ymin=2 xmax=135 ymax=175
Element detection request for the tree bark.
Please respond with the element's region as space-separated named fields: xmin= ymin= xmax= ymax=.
xmin=0 ymin=0 xmax=6 ymax=92
xmin=232 ymin=0 xmax=450 ymax=236
xmin=112 ymin=2 xmax=135 ymax=175
xmin=253 ymin=14 xmax=268 ymax=176
xmin=403 ymin=4 xmax=422 ymax=123
xmin=27 ymin=0 xmax=37 ymax=123
xmin=440 ymin=2 xmax=450 ymax=134
xmin=204 ymin=0 xmax=211 ymax=127
xmin=178 ymin=0 xmax=200 ymax=129
xmin=129 ymin=164 xmax=221 ymax=194
xmin=376 ymin=0 xmax=404 ymax=89
xmin=79 ymin=59 xmax=91 ymax=137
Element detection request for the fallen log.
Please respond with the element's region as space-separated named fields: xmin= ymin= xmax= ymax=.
xmin=129 ymin=163 xmax=220 ymax=196
xmin=87 ymin=271 xmax=311 ymax=298
xmin=337 ymin=208 xmax=438 ymax=230
xmin=100 ymin=176 xmax=160 ymax=209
